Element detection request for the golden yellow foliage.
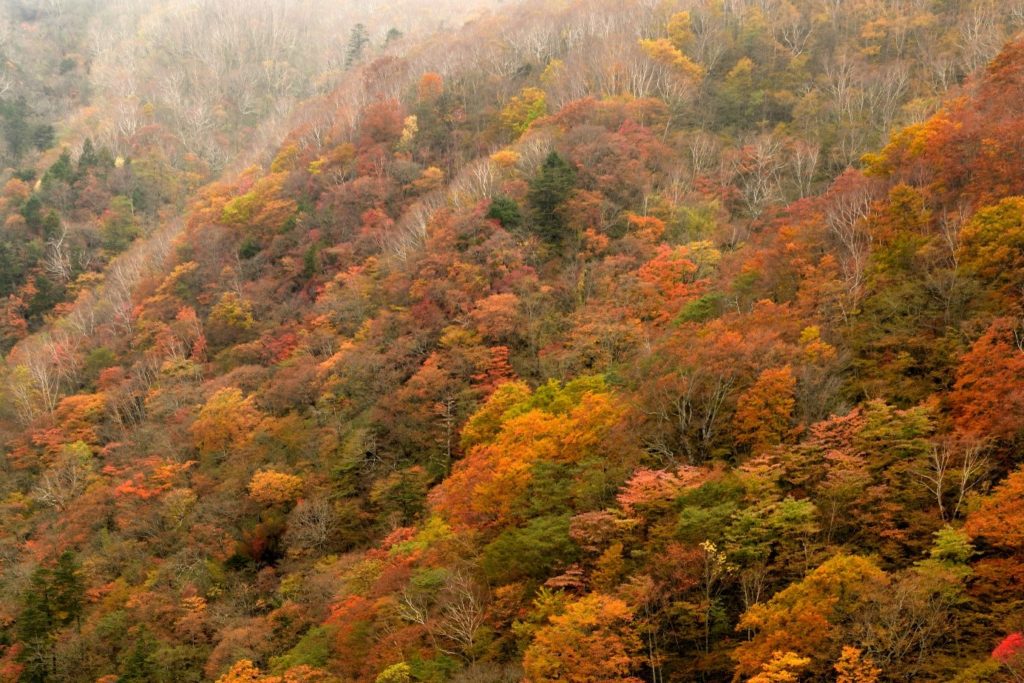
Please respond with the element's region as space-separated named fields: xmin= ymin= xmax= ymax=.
xmin=248 ymin=470 xmax=304 ymax=505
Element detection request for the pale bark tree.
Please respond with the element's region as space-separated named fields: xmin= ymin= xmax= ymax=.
xmin=916 ymin=440 xmax=989 ymax=522
xmin=33 ymin=445 xmax=94 ymax=510
xmin=957 ymin=1 xmax=1004 ymax=74
xmin=772 ymin=0 xmax=817 ymax=57
xmin=43 ymin=225 xmax=74 ymax=283
xmin=823 ymin=175 xmax=876 ymax=318
xmin=433 ymin=570 xmax=488 ymax=661
xmin=285 ymin=498 xmax=338 ymax=554
xmin=789 ymin=138 xmax=820 ymax=198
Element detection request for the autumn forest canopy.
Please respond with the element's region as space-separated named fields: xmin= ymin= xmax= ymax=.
xmin=5 ymin=0 xmax=1024 ymax=681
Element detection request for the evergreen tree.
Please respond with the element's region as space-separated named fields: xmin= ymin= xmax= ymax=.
xmin=27 ymin=274 xmax=63 ymax=324
xmin=1 ymin=97 xmax=33 ymax=161
xmin=102 ymin=196 xmax=139 ymax=253
xmin=527 ymin=151 xmax=576 ymax=244
xmin=43 ymin=148 xmax=74 ymax=187
xmin=303 ymin=244 xmax=319 ymax=279
xmin=0 ymin=237 xmax=33 ymax=299
xmin=42 ymin=211 xmax=61 ymax=241
xmin=119 ymin=629 xmax=158 ymax=682
xmin=17 ymin=566 xmax=56 ymax=683
xmin=32 ymin=124 xmax=55 ymax=152
xmin=77 ymin=138 xmax=98 ymax=176
xmin=52 ymin=551 xmax=84 ymax=629
xmin=345 ymin=24 xmax=369 ymax=69
xmin=22 ymin=195 xmax=43 ymax=234
xmin=487 ymin=195 xmax=524 ymax=231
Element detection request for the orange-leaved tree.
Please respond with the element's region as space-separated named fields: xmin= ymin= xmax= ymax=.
xmin=734 ymin=365 xmax=798 ymax=453
xmin=431 ymin=376 xmax=630 ymax=531
xmin=965 ymin=466 xmax=1024 ymax=553
xmin=248 ymin=470 xmax=304 ymax=506
xmin=522 ymin=593 xmax=643 ymax=683
xmin=734 ymin=554 xmax=889 ymax=679
xmin=948 ymin=318 xmax=1024 ymax=441
xmin=191 ymin=387 xmax=262 ymax=455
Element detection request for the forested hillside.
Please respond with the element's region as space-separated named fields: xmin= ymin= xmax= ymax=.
xmin=3 ymin=0 xmax=1024 ymax=681
xmin=0 ymin=0 xmax=495 ymax=351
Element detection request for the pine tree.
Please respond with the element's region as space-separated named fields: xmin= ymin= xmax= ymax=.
xmin=345 ymin=24 xmax=369 ymax=69
xmin=17 ymin=566 xmax=56 ymax=683
xmin=119 ymin=629 xmax=158 ymax=682
xmin=32 ymin=124 xmax=55 ymax=152
xmin=486 ymin=195 xmax=523 ymax=231
xmin=21 ymin=195 xmax=43 ymax=234
xmin=77 ymin=138 xmax=98 ymax=176
xmin=42 ymin=211 xmax=61 ymax=241
xmin=52 ymin=551 xmax=84 ymax=630
xmin=1 ymin=97 xmax=33 ymax=161
xmin=42 ymin=148 xmax=73 ymax=187
xmin=527 ymin=151 xmax=576 ymax=244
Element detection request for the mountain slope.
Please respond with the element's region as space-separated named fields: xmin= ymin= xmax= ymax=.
xmin=3 ymin=1 xmax=1024 ymax=682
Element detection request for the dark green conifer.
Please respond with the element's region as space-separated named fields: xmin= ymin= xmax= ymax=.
xmin=527 ymin=151 xmax=576 ymax=244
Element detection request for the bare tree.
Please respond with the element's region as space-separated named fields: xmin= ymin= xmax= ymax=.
xmin=958 ymin=1 xmax=1004 ymax=74
xmin=433 ymin=569 xmax=488 ymax=660
xmin=773 ymin=0 xmax=816 ymax=57
xmin=789 ymin=138 xmax=820 ymax=198
xmin=33 ymin=444 xmax=94 ymax=510
xmin=823 ymin=175 xmax=876 ymax=319
xmin=687 ymin=4 xmax=728 ymax=73
xmin=285 ymin=498 xmax=339 ymax=554
xmin=43 ymin=225 xmax=74 ymax=283
xmin=916 ymin=440 xmax=990 ymax=522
